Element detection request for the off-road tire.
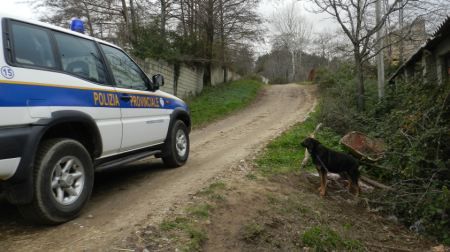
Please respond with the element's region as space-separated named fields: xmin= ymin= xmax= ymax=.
xmin=18 ymin=138 xmax=94 ymax=225
xmin=162 ymin=120 xmax=190 ymax=168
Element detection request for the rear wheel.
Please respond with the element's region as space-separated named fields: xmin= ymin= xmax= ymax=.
xmin=162 ymin=120 xmax=190 ymax=168
xmin=18 ymin=138 xmax=94 ymax=225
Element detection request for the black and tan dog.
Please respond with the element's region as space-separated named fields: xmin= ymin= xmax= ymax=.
xmin=301 ymin=137 xmax=360 ymax=197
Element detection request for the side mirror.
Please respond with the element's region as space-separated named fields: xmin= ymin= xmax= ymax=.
xmin=152 ymin=74 xmax=165 ymax=89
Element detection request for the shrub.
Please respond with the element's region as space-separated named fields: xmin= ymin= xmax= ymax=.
xmin=242 ymin=73 xmax=264 ymax=83
xmin=316 ymin=66 xmax=450 ymax=244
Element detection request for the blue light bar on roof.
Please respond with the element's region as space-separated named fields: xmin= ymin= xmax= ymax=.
xmin=70 ymin=18 xmax=85 ymax=34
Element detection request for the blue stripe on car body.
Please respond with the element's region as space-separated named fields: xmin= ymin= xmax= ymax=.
xmin=0 ymin=82 xmax=188 ymax=110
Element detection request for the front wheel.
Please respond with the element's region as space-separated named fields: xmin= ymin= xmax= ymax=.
xmin=18 ymin=138 xmax=94 ymax=225
xmin=162 ymin=120 xmax=190 ymax=168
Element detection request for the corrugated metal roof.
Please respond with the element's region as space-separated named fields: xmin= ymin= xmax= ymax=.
xmin=433 ymin=16 xmax=450 ymax=37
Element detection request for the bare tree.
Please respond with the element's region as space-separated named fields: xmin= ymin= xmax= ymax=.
xmin=312 ymin=30 xmax=342 ymax=64
xmin=150 ymin=0 xmax=176 ymax=38
xmin=401 ymin=0 xmax=450 ymax=31
xmin=32 ymin=0 xmax=139 ymax=46
xmin=384 ymin=0 xmax=450 ymax=64
xmin=33 ymin=0 xmax=262 ymax=86
xmin=272 ymin=0 xmax=312 ymax=82
xmin=217 ymin=0 xmax=262 ymax=81
xmin=189 ymin=0 xmax=261 ymax=86
xmin=310 ymin=0 xmax=407 ymax=110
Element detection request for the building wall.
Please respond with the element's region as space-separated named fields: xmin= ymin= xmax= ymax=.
xmin=135 ymin=58 xmax=241 ymax=98
xmin=390 ymin=18 xmax=450 ymax=86
xmin=434 ymin=37 xmax=450 ymax=85
xmin=394 ymin=38 xmax=450 ymax=85
xmin=384 ymin=19 xmax=428 ymax=66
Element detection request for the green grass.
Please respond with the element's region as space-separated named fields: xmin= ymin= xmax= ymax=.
xmin=297 ymin=81 xmax=315 ymax=85
xmin=160 ymin=217 xmax=207 ymax=251
xmin=160 ymin=217 xmax=190 ymax=231
xmin=187 ymin=203 xmax=213 ymax=219
xmin=198 ymin=181 xmax=226 ymax=196
xmin=255 ymin=108 xmax=343 ymax=175
xmin=301 ymin=226 xmax=364 ymax=251
xmin=198 ymin=181 xmax=227 ymax=202
xmin=187 ymin=79 xmax=263 ymax=127
xmin=242 ymin=222 xmax=266 ymax=242
xmin=158 ymin=182 xmax=226 ymax=251
xmin=245 ymin=173 xmax=257 ymax=180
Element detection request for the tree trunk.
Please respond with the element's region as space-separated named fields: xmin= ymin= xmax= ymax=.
xmin=81 ymin=2 xmax=94 ymax=36
xmin=120 ymin=0 xmax=130 ymax=45
xmin=291 ymin=50 xmax=296 ymax=82
xmin=223 ymin=66 xmax=228 ymax=83
xmin=180 ymin=0 xmax=187 ymax=38
xmin=354 ymin=50 xmax=365 ymax=111
xmin=190 ymin=0 xmax=195 ymax=36
xmin=129 ymin=0 xmax=138 ymax=43
xmin=160 ymin=0 xmax=167 ymax=38
xmin=203 ymin=0 xmax=214 ymax=87
xmin=174 ymin=63 xmax=180 ymax=96
xmin=219 ymin=0 xmax=226 ymax=81
xmin=399 ymin=0 xmax=404 ymax=64
xmin=298 ymin=51 xmax=302 ymax=81
xmin=204 ymin=63 xmax=212 ymax=86
xmin=376 ymin=0 xmax=385 ymax=100
xmin=85 ymin=12 xmax=94 ymax=36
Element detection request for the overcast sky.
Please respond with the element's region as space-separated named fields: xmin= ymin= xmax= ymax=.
xmin=257 ymin=0 xmax=338 ymax=54
xmin=5 ymin=0 xmax=338 ymax=55
xmin=2 ymin=1 xmax=37 ymax=19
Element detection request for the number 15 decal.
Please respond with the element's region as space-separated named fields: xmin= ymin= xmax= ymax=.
xmin=1 ymin=66 xmax=14 ymax=79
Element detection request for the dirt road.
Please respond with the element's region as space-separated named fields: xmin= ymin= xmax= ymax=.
xmin=0 ymin=84 xmax=316 ymax=251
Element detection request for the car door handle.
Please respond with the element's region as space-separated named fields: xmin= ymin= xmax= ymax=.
xmin=120 ymin=94 xmax=131 ymax=101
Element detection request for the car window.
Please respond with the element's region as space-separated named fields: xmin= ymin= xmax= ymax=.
xmin=100 ymin=44 xmax=148 ymax=90
xmin=10 ymin=21 xmax=56 ymax=69
xmin=54 ymin=32 xmax=107 ymax=84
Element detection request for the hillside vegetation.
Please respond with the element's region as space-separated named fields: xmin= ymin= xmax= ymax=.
xmin=316 ymin=65 xmax=450 ymax=244
xmin=187 ymin=79 xmax=263 ymax=128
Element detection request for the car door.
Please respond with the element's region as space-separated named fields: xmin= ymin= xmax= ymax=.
xmin=3 ymin=20 xmax=123 ymax=157
xmin=99 ymin=44 xmax=170 ymax=152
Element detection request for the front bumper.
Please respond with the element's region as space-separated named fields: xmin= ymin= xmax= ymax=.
xmin=0 ymin=157 xmax=21 ymax=180
xmin=0 ymin=126 xmax=31 ymax=180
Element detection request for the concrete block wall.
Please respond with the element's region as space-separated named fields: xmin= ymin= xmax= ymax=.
xmin=211 ymin=67 xmax=241 ymax=86
xmin=136 ymin=58 xmax=175 ymax=95
xmin=177 ymin=65 xmax=204 ymax=97
xmin=211 ymin=67 xmax=224 ymax=86
xmin=227 ymin=71 xmax=241 ymax=82
xmin=136 ymin=58 xmax=239 ymax=98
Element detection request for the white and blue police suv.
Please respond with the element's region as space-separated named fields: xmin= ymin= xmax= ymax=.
xmin=0 ymin=15 xmax=191 ymax=224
